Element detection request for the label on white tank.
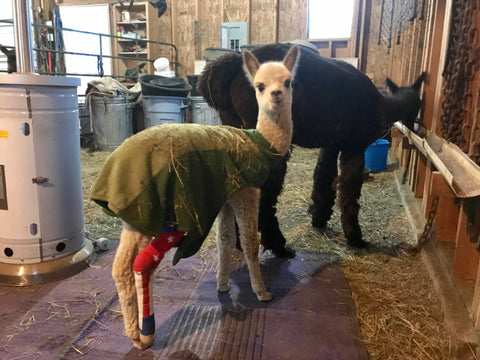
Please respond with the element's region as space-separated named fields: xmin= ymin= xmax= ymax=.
xmin=0 ymin=130 xmax=8 ymax=138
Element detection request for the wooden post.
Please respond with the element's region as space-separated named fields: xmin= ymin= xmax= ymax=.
xmin=415 ymin=155 xmax=427 ymax=198
xmin=422 ymin=160 xmax=434 ymax=217
xmin=428 ymin=171 xmax=459 ymax=242
xmin=453 ymin=200 xmax=480 ymax=279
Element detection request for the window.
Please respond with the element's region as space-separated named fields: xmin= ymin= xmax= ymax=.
xmin=308 ymin=0 xmax=355 ymax=39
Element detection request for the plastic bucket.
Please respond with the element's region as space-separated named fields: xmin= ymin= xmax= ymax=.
xmin=365 ymin=139 xmax=390 ymax=172
xmin=143 ymin=95 xmax=188 ymax=127
xmin=189 ymin=96 xmax=221 ymax=125
xmin=89 ymin=94 xmax=134 ymax=151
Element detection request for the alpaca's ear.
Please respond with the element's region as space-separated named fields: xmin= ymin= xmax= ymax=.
xmin=0 ymin=44 xmax=8 ymax=56
xmin=243 ymin=51 xmax=260 ymax=81
xmin=385 ymin=78 xmax=399 ymax=94
xmin=282 ymin=46 xmax=299 ymax=74
xmin=412 ymin=72 xmax=427 ymax=92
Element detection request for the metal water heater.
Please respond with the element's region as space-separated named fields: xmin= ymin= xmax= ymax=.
xmin=0 ymin=74 xmax=92 ymax=285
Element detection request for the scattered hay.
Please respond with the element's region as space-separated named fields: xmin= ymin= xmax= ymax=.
xmin=81 ymin=145 xmax=451 ymax=359
xmin=81 ymin=150 xmax=123 ymax=239
xmin=343 ymin=254 xmax=451 ymax=359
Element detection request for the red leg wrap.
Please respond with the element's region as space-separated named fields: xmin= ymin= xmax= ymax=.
xmin=133 ymin=230 xmax=185 ymax=334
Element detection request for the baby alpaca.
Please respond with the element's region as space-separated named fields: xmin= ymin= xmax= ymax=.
xmin=90 ymin=46 xmax=299 ymax=349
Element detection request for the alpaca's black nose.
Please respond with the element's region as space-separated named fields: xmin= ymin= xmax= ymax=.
xmin=271 ymin=90 xmax=282 ymax=97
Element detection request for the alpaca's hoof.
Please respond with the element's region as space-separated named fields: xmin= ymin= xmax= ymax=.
xmin=217 ymin=283 xmax=230 ymax=293
xmin=271 ymin=246 xmax=296 ymax=259
xmin=347 ymin=238 xmax=369 ymax=249
xmin=257 ymin=291 xmax=272 ymax=302
xmin=133 ymin=334 xmax=155 ymax=349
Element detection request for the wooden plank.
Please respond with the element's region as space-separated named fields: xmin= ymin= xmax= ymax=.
xmin=472 ymin=263 xmax=480 ymax=328
xmin=171 ymin=0 xmax=197 ymax=76
xmin=436 ymin=197 xmax=459 ymax=242
xmin=409 ymin=150 xmax=419 ymax=192
xmin=420 ymin=0 xmax=446 ymax=132
xmin=415 ymin=153 xmax=427 ymax=198
xmin=453 ymin=201 xmax=480 ymax=280
xmin=198 ymin=0 xmax=224 ymax=55
xmin=430 ymin=0 xmax=453 ymax=135
xmin=422 ymin=159 xmax=433 ymax=217
xmin=279 ymin=0 xmax=312 ymax=44
xmin=430 ymin=171 xmax=455 ymax=198
xmin=348 ymin=0 xmax=360 ymax=58
xmin=224 ymin=0 xmax=249 ymax=22
xmin=249 ymin=0 xmax=276 ymax=44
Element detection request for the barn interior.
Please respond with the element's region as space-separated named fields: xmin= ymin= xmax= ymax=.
xmin=1 ymin=0 xmax=480 ymax=359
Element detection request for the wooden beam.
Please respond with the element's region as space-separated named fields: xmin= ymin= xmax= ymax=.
xmin=395 ymin=122 xmax=480 ymax=198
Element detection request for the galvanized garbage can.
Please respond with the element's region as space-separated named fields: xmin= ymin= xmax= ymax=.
xmin=89 ymin=93 xmax=134 ymax=151
xmin=189 ymin=96 xmax=221 ymax=125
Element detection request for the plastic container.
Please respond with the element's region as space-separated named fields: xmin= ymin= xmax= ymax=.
xmin=143 ymin=95 xmax=188 ymax=127
xmin=154 ymin=57 xmax=170 ymax=72
xmin=89 ymin=94 xmax=134 ymax=151
xmin=365 ymin=139 xmax=390 ymax=172
xmin=190 ymin=96 xmax=221 ymax=125
xmin=140 ymin=74 xmax=191 ymax=97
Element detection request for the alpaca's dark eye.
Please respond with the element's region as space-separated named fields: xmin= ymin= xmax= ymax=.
xmin=257 ymin=83 xmax=265 ymax=93
xmin=284 ymin=79 xmax=291 ymax=88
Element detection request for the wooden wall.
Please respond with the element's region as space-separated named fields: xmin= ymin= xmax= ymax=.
xmin=57 ymin=0 xmax=308 ymax=77
xmin=363 ymin=0 xmax=427 ymax=87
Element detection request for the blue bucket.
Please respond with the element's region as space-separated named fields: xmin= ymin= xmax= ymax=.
xmin=365 ymin=139 xmax=390 ymax=172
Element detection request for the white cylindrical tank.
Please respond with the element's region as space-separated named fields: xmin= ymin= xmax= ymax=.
xmin=0 ymin=74 xmax=86 ymax=265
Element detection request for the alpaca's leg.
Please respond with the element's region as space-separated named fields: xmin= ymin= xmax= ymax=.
xmin=310 ymin=147 xmax=339 ymax=228
xmin=229 ymin=188 xmax=272 ymax=302
xmin=132 ymin=228 xmax=184 ymax=349
xmin=338 ymin=150 xmax=368 ymax=248
xmin=216 ymin=203 xmax=236 ymax=292
xmin=112 ymin=227 xmax=151 ymax=349
xmin=259 ymin=152 xmax=295 ymax=258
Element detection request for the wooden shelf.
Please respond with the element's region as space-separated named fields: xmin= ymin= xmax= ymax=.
xmin=116 ymin=21 xmax=147 ymax=26
xmin=117 ymin=39 xmax=147 ymax=42
xmin=110 ymin=1 xmax=162 ymax=78
xmin=118 ymin=51 xmax=147 ymax=56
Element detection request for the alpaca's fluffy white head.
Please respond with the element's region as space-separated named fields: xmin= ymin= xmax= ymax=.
xmin=243 ymin=46 xmax=299 ymax=117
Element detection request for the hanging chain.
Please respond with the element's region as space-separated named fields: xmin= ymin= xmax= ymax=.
xmin=400 ymin=195 xmax=440 ymax=255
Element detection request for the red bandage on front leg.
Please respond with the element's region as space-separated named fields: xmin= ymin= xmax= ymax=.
xmin=133 ymin=229 xmax=184 ymax=336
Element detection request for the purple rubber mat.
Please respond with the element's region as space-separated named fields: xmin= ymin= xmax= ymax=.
xmin=0 ymin=250 xmax=368 ymax=360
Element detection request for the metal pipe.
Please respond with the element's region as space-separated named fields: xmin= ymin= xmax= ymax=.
xmin=13 ymin=0 xmax=34 ymax=73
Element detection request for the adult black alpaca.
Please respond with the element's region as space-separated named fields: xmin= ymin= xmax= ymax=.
xmin=198 ymin=42 xmax=426 ymax=256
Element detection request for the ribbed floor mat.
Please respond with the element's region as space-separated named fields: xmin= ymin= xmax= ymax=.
xmin=1 ymin=250 xmax=368 ymax=360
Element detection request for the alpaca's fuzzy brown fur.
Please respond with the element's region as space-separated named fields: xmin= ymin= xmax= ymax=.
xmin=111 ymin=46 xmax=299 ymax=349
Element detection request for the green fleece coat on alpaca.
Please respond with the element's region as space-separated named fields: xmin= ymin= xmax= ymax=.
xmin=90 ymin=123 xmax=282 ymax=264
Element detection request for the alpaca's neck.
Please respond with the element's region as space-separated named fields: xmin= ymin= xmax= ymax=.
xmin=256 ymin=110 xmax=292 ymax=156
